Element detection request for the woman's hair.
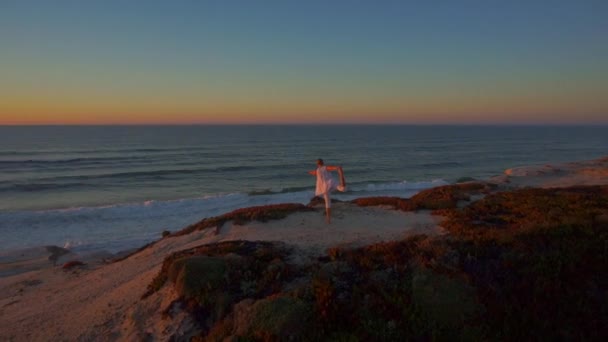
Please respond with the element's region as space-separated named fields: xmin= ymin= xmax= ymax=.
xmin=316 ymin=158 xmax=324 ymax=166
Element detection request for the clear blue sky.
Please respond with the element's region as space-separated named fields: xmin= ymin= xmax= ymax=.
xmin=1 ymin=0 xmax=607 ymax=124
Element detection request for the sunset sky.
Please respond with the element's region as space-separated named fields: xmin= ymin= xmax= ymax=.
xmin=1 ymin=1 xmax=607 ymax=125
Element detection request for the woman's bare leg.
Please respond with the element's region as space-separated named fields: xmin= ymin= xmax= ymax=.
xmin=323 ymin=192 xmax=331 ymax=224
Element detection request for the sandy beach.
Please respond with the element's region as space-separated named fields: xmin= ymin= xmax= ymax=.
xmin=1 ymin=156 xmax=607 ymax=341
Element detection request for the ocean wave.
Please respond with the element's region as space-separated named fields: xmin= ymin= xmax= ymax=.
xmin=247 ymin=189 xmax=277 ymax=196
xmin=16 ymin=164 xmax=299 ymax=183
xmin=32 ymin=192 xmax=249 ymax=214
xmin=0 ymin=182 xmax=89 ymax=193
xmin=63 ymin=239 xmax=86 ymax=250
xmin=420 ymin=162 xmax=462 ymax=168
xmin=0 ymin=157 xmax=94 ymax=164
xmin=0 ymin=178 xmax=447 ymax=253
xmin=28 ymin=168 xmax=220 ymax=182
xmin=248 ymin=186 xmax=311 ymax=196
xmin=217 ymin=165 xmax=258 ymax=172
xmin=0 ymin=146 xmax=210 ymax=156
xmin=353 ymin=179 xmax=449 ymax=192
xmin=248 ymin=180 xmax=448 ymax=196
xmin=3 ymin=178 xmax=447 ymax=213
xmin=0 ymin=156 xmax=150 ymax=167
xmin=10 ymin=153 xmax=206 ymax=164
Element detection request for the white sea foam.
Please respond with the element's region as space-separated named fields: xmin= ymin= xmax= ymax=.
xmin=62 ymin=239 xmax=86 ymax=250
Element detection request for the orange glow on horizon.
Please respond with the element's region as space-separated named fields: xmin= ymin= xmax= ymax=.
xmin=3 ymin=107 xmax=607 ymax=125
xmin=2 ymin=89 xmax=607 ymax=125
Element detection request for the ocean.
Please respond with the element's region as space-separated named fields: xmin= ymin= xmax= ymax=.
xmin=1 ymin=125 xmax=607 ymax=253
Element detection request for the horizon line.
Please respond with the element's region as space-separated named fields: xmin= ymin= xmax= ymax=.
xmin=2 ymin=122 xmax=608 ymax=127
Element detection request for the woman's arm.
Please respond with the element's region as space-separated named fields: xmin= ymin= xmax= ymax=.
xmin=308 ymin=170 xmax=317 ymax=176
xmin=326 ymin=165 xmax=342 ymax=172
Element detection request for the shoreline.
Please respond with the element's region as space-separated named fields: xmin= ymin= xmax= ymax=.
xmin=1 ymin=156 xmax=607 ymax=340
xmin=5 ymin=155 xmax=607 ymax=261
xmin=3 ymin=155 xmax=608 ymax=276
xmin=0 ymin=179 xmax=450 ymax=254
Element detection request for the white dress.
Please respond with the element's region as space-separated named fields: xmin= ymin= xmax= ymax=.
xmin=315 ymin=166 xmax=337 ymax=196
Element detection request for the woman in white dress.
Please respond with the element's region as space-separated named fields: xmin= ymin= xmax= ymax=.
xmin=308 ymin=158 xmax=346 ymax=224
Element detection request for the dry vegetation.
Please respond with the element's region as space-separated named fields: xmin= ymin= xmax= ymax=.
xmin=171 ymin=203 xmax=314 ymax=237
xmin=351 ymin=182 xmax=495 ymax=211
xmin=142 ymin=184 xmax=608 ymax=340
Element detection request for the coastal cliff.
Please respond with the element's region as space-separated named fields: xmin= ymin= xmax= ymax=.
xmin=1 ymin=157 xmax=607 ymax=341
